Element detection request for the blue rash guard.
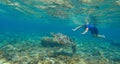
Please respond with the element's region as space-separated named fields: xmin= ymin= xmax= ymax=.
xmin=84 ymin=24 xmax=98 ymax=35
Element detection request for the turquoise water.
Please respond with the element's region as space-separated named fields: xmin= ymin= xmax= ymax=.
xmin=0 ymin=0 xmax=120 ymax=64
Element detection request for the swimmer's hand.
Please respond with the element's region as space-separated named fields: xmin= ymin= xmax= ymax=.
xmin=81 ymin=33 xmax=85 ymax=35
xmin=72 ymin=25 xmax=82 ymax=31
xmin=72 ymin=29 xmax=76 ymax=31
xmin=81 ymin=32 xmax=85 ymax=35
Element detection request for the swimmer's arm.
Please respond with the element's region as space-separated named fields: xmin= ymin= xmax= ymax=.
xmin=72 ymin=25 xmax=83 ymax=31
xmin=81 ymin=28 xmax=89 ymax=34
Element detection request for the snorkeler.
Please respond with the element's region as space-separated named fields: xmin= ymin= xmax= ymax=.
xmin=72 ymin=17 xmax=105 ymax=39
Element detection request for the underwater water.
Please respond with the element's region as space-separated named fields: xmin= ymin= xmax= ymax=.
xmin=0 ymin=0 xmax=120 ymax=64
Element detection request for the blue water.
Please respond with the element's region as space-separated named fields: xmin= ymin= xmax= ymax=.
xmin=0 ymin=0 xmax=120 ymax=64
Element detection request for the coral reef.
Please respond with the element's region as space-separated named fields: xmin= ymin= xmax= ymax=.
xmin=0 ymin=32 xmax=119 ymax=64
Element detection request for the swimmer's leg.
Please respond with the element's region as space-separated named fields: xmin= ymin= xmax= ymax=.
xmin=91 ymin=27 xmax=105 ymax=38
xmin=97 ymin=34 xmax=105 ymax=38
